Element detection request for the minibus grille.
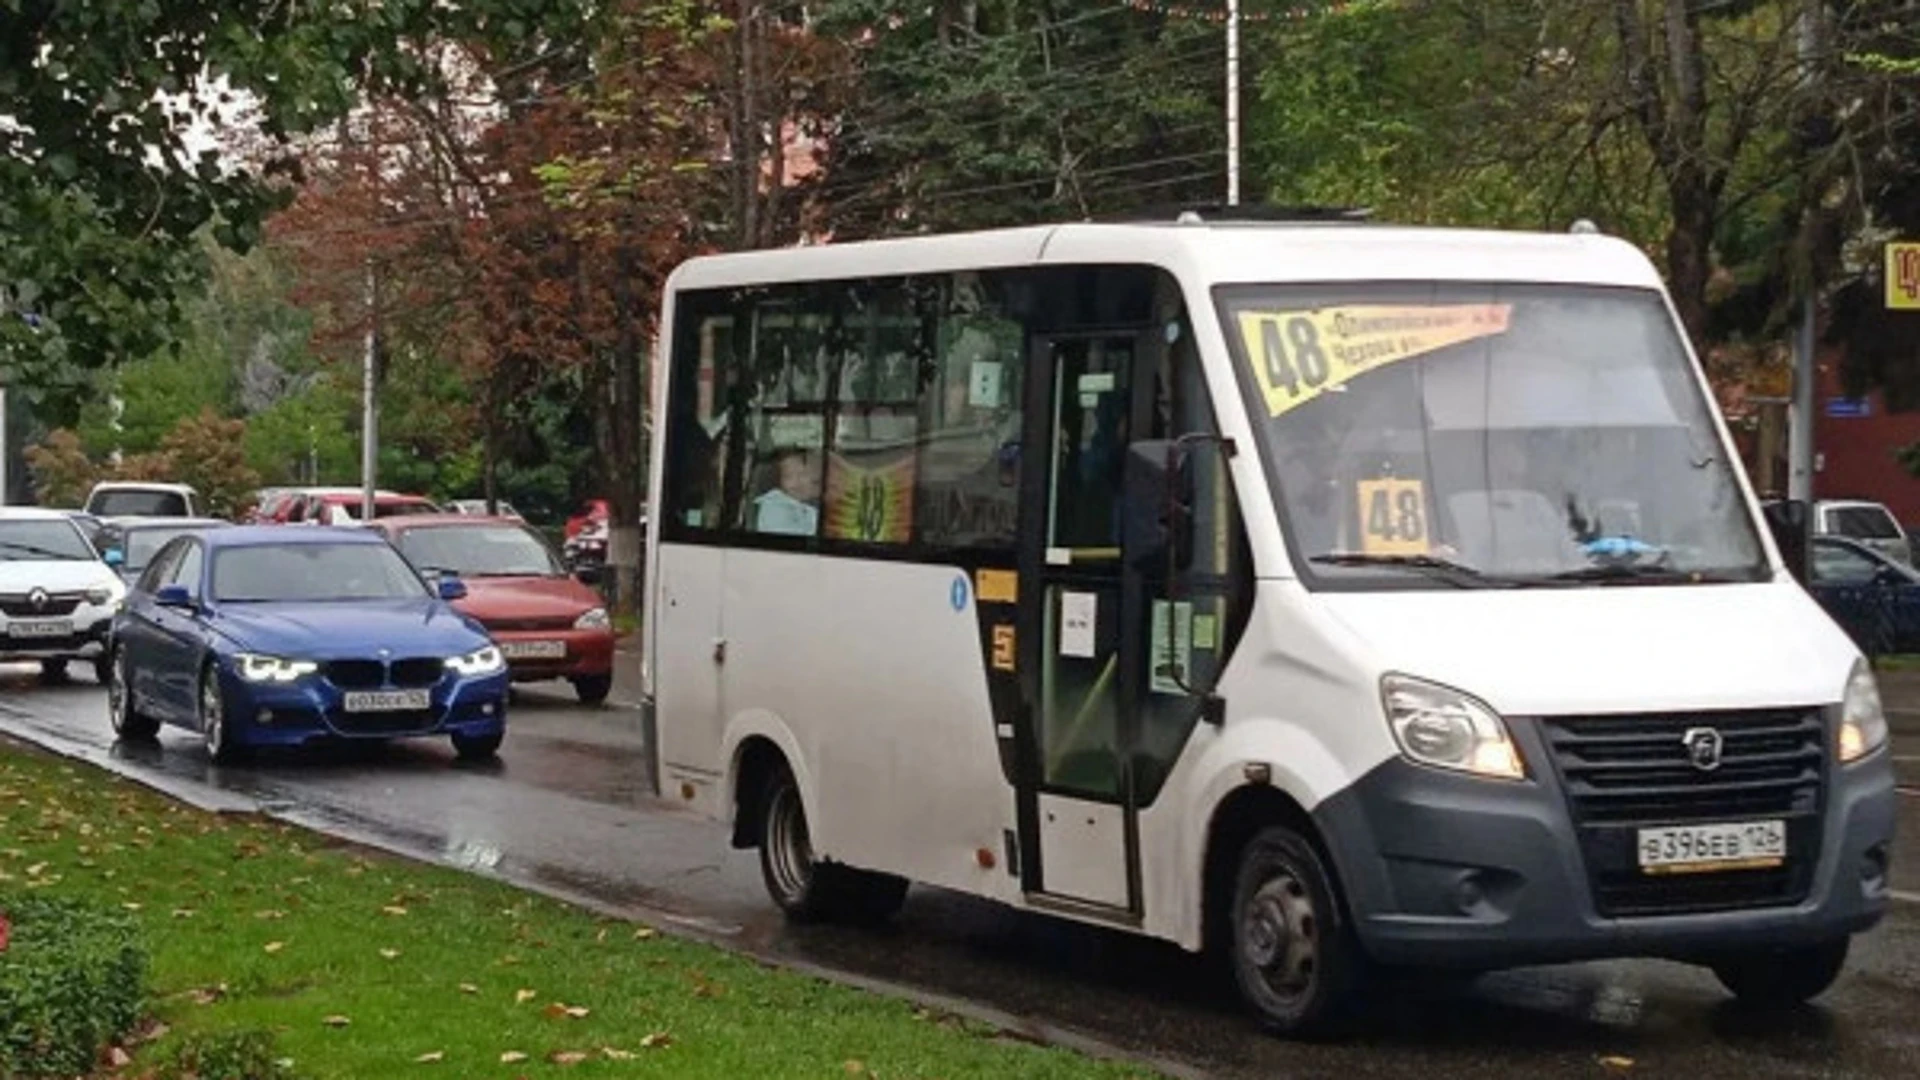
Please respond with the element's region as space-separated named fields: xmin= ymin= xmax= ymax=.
xmin=1540 ymin=708 xmax=1825 ymax=917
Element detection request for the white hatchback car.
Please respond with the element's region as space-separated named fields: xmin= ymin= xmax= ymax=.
xmin=0 ymin=508 xmax=127 ymax=683
xmin=1813 ymin=499 xmax=1913 ymax=568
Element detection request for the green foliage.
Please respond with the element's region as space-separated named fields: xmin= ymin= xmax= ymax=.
xmin=0 ymin=893 xmax=148 ymax=1078
xmin=243 ymin=378 xmax=359 ymax=486
xmin=161 ymin=1030 xmax=305 ymax=1080
xmin=160 ymin=409 xmax=263 ymax=519
xmin=76 ymin=348 xmax=235 ymax=459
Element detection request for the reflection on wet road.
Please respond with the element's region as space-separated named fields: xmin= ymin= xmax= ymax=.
xmin=3 ymin=668 xmax=1917 ymax=1077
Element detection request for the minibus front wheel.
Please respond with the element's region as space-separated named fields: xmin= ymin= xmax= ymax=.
xmin=1709 ymin=937 xmax=1850 ymax=1008
xmin=758 ymin=763 xmax=908 ymax=924
xmin=1230 ymin=824 xmax=1363 ymax=1037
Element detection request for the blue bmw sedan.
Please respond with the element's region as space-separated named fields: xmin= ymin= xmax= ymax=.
xmin=107 ymin=527 xmax=509 ymax=762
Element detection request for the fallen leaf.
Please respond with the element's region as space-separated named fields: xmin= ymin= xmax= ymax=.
xmin=171 ymin=909 xmax=195 ymax=919
xmin=499 ymin=1051 xmax=528 ymax=1064
xmin=601 ymin=1047 xmax=634 ymax=1061
xmin=549 ymin=1050 xmax=590 ymax=1065
xmin=322 ymin=1015 xmax=350 ymax=1028
xmin=564 ymin=1005 xmax=590 ymax=1019
xmin=414 ymin=1051 xmax=444 ymax=1063
xmin=632 ymin=927 xmax=657 ymax=940
xmin=380 ymin=948 xmax=400 ymax=959
xmin=264 ymin=941 xmax=285 ymax=954
xmin=186 ymin=986 xmax=225 ymax=1006
xmin=458 ymin=983 xmax=479 ymax=995
xmin=544 ymin=1003 xmax=567 ymax=1019
xmin=121 ymin=901 xmax=142 ymax=912
xmin=844 ymin=1060 xmax=865 ymax=1075
xmin=382 ymin=905 xmax=408 ymax=916
xmin=25 ymin=862 xmax=46 ymax=876
xmin=1599 ymin=1056 xmax=1635 ymax=1070
xmin=640 ymin=1032 xmax=673 ymax=1049
xmin=105 ymin=1045 xmax=133 ymax=1069
xmin=134 ymin=1022 xmax=170 ymax=1045
xmin=595 ymin=928 xmax=608 ymax=943
xmin=514 ymin=988 xmax=537 ymax=1004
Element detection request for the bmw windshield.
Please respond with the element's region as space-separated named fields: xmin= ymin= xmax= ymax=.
xmin=213 ymin=544 xmax=431 ymax=603
xmin=1216 ymin=283 xmax=1767 ymax=589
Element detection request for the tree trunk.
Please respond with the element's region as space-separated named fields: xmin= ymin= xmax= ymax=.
xmin=1666 ymin=183 xmax=1714 ymax=348
xmin=607 ymin=237 xmax=648 ymax=625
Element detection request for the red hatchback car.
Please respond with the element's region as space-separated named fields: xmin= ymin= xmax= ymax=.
xmin=371 ymin=516 xmax=616 ymax=704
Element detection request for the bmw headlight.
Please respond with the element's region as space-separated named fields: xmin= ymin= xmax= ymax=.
xmin=1381 ymin=675 xmax=1526 ymax=780
xmin=445 ymin=645 xmax=506 ymax=677
xmin=1838 ymin=658 xmax=1888 ymax=764
xmin=574 ymin=607 xmax=610 ymax=631
xmin=236 ymin=653 xmax=319 ymax=683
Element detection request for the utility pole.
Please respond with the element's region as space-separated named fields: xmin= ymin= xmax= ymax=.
xmin=1226 ymin=0 xmax=1241 ymax=206
xmin=0 ymin=384 xmax=9 ymax=506
xmin=1786 ymin=1 xmax=1821 ymax=503
xmin=361 ymin=261 xmax=379 ymax=520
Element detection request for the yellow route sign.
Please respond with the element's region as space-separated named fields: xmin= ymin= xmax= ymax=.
xmin=1889 ymin=242 xmax=1920 ymax=310
xmin=1237 ymin=304 xmax=1513 ymax=419
xmin=1356 ymin=478 xmax=1430 ymax=556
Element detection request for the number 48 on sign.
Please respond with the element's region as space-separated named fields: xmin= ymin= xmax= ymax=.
xmin=1357 ymin=478 xmax=1429 ymax=556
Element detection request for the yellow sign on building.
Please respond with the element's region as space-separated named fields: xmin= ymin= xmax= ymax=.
xmin=1889 ymin=242 xmax=1920 ymax=310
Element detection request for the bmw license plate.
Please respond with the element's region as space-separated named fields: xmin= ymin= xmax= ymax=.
xmin=5 ymin=619 xmax=71 ymax=639
xmin=1637 ymin=819 xmax=1786 ymax=874
xmin=500 ymin=640 xmax=566 ymax=660
xmin=343 ymin=689 xmax=431 ymax=713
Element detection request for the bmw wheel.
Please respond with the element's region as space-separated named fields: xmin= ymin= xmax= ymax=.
xmin=200 ymin=665 xmax=242 ymax=764
xmin=452 ymin=732 xmax=503 ymax=760
xmin=106 ymin=647 xmax=159 ymax=742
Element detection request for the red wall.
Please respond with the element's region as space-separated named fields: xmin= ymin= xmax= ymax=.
xmin=1813 ymin=349 xmax=1920 ymax=524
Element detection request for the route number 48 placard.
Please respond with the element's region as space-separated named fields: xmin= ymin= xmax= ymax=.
xmin=1356 ymin=478 xmax=1428 ymax=556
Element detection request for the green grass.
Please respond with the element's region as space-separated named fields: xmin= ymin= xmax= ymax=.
xmin=0 ymin=744 xmax=1151 ymax=1079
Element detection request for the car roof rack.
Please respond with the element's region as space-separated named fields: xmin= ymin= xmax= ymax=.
xmin=1103 ymin=203 xmax=1374 ymax=225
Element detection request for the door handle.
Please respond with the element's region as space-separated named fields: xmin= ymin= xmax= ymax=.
xmin=712 ymin=638 xmax=727 ymax=665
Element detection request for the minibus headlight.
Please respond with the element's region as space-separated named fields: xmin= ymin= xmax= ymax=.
xmin=1381 ymin=675 xmax=1525 ymax=780
xmin=1838 ymin=659 xmax=1888 ymax=764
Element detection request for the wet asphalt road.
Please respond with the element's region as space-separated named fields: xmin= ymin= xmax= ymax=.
xmin=2 ymin=662 xmax=1919 ymax=1078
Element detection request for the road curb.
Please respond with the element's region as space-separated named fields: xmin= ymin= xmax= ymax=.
xmin=0 ymin=711 xmax=1209 ymax=1080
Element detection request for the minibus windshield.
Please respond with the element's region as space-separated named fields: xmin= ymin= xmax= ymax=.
xmin=1215 ymin=282 xmax=1768 ymax=589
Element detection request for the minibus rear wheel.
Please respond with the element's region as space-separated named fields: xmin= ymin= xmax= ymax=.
xmin=1230 ymin=824 xmax=1362 ymax=1037
xmin=758 ymin=764 xmax=908 ymax=924
xmin=1710 ymin=937 xmax=1850 ymax=1008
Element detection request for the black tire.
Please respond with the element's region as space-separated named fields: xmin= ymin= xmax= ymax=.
xmin=199 ymin=664 xmax=243 ymax=764
xmin=452 ymin=732 xmax=503 ymax=760
xmin=571 ymin=674 xmax=613 ymax=706
xmin=37 ymin=659 xmax=69 ymax=685
xmin=1228 ymin=825 xmax=1364 ymax=1038
xmin=1711 ymin=938 xmax=1850 ymax=1008
xmin=106 ymin=647 xmax=159 ymax=742
xmin=756 ymin=764 xmax=908 ymax=924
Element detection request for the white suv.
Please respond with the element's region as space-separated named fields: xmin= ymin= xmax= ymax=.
xmin=1813 ymin=499 xmax=1913 ymax=568
xmin=0 ymin=508 xmax=127 ymax=683
xmin=84 ymin=481 xmax=201 ymax=519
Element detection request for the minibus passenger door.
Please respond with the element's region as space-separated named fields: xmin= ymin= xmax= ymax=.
xmin=1018 ymin=332 xmax=1151 ymax=914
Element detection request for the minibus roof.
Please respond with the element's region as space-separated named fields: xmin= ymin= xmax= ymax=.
xmin=665 ymin=221 xmax=1666 ymax=296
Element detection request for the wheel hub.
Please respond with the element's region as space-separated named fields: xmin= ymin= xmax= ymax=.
xmin=1243 ymin=873 xmax=1318 ymax=997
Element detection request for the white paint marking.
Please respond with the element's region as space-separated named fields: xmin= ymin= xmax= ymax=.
xmin=1893 ymin=889 xmax=1920 ymax=905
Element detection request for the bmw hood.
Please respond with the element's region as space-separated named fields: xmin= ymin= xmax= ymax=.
xmin=211 ymin=598 xmax=490 ymax=660
xmin=1314 ymin=581 xmax=1860 ymax=718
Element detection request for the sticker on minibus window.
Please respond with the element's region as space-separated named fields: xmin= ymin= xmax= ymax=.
xmin=1356 ymin=478 xmax=1430 ymax=555
xmin=1237 ymin=304 xmax=1512 ymax=419
xmin=825 ymin=453 xmax=915 ymax=543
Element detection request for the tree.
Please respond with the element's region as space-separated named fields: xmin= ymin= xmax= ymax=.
xmin=22 ymin=430 xmax=96 ymax=508
xmin=813 ymin=1 xmax=1225 ymax=237
xmin=159 ymin=410 xmax=262 ymax=519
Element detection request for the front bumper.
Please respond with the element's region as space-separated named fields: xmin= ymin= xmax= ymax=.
xmin=489 ymin=627 xmax=615 ymax=681
xmin=0 ymin=611 xmax=114 ymax=661
xmin=1313 ymin=723 xmax=1897 ymax=969
xmin=216 ymin=665 xmax=510 ymax=746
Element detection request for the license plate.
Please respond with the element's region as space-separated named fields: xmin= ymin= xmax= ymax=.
xmin=500 ymin=640 xmax=566 ymax=660
xmin=1637 ymin=819 xmax=1786 ymax=874
xmin=5 ymin=620 xmax=71 ymax=639
xmin=343 ymin=689 xmax=431 ymax=713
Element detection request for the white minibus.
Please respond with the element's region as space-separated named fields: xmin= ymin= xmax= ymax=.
xmin=642 ymin=219 xmax=1896 ymax=1034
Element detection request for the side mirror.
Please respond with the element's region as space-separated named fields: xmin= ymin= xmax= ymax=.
xmin=154 ymin=585 xmax=194 ymax=610
xmin=573 ymin=564 xmax=603 ymax=586
xmin=1761 ymin=499 xmax=1811 ymax=585
xmin=437 ymin=576 xmax=469 ymax=601
xmin=102 ymin=548 xmax=124 ymax=568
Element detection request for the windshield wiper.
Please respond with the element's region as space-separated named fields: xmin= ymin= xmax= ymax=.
xmin=1309 ymin=552 xmax=1529 ymax=589
xmin=1541 ymin=564 xmax=1749 ymax=585
xmin=0 ymin=541 xmax=87 ymax=561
